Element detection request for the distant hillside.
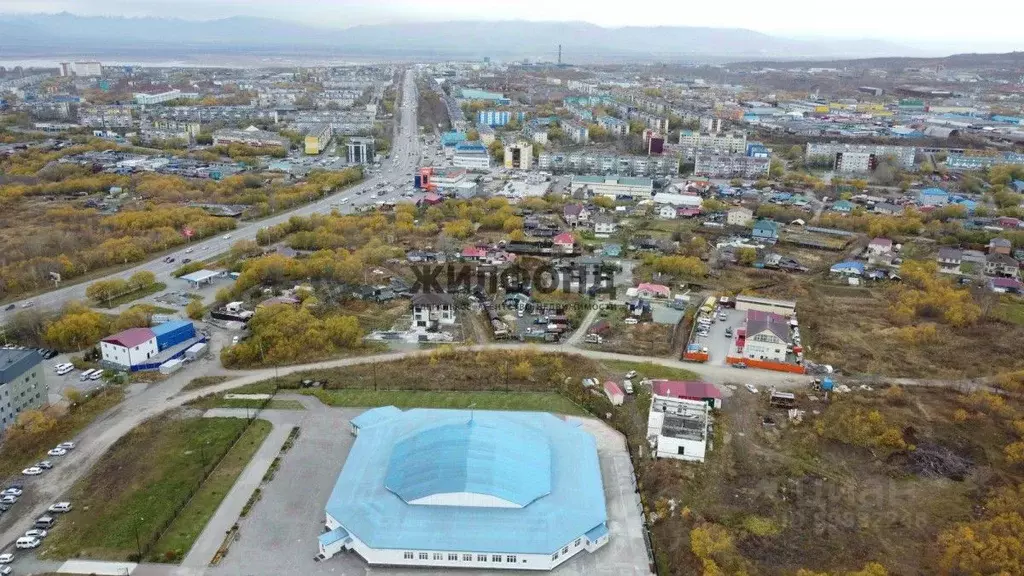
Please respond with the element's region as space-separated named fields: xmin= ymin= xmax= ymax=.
xmin=730 ymin=51 xmax=1024 ymax=70
xmin=0 ymin=13 xmax=927 ymax=62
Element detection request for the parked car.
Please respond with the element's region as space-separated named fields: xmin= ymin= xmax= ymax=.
xmin=745 ymin=383 xmax=759 ymax=394
xmin=47 ymin=448 xmax=67 ymax=457
xmin=0 ymin=564 xmax=11 ymax=575
xmin=732 ymin=362 xmax=748 ymax=369
xmin=14 ymin=537 xmax=39 ymax=549
xmin=36 ymin=461 xmax=53 ymax=470
xmin=57 ymin=442 xmax=76 ymax=450
xmin=725 ymin=327 xmax=733 ymax=337
xmin=625 ymin=370 xmax=638 ymax=379
xmin=1 ymin=488 xmax=22 ymax=497
xmin=623 ymin=317 xmax=639 ymax=325
xmin=21 ymin=467 xmax=42 ymax=476
xmin=181 ymin=258 xmax=192 ymax=264
xmin=21 ymin=301 xmax=34 ymax=308
xmin=0 ymin=495 xmax=17 ymax=505
xmin=48 ymin=502 xmax=72 ymax=513
xmin=623 ymin=380 xmax=634 ymax=394
xmin=23 ymin=529 xmax=47 ymax=539
xmin=0 ymin=553 xmax=13 ymax=563
xmin=34 ymin=516 xmax=55 ymax=529
xmin=3 ymin=304 xmax=14 ymax=311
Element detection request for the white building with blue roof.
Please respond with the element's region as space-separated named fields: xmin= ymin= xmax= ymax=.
xmin=319 ymin=407 xmax=609 ymax=570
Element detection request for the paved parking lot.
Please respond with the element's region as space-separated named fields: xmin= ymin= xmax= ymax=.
xmin=212 ymin=402 xmax=653 ymax=576
xmin=692 ymin=308 xmax=745 ymax=365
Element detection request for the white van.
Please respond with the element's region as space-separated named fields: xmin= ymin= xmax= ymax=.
xmin=56 ymin=364 xmax=74 ymax=376
xmin=79 ymin=369 xmax=96 ymax=381
xmin=89 ymin=370 xmax=105 ymax=381
xmin=15 ymin=537 xmax=40 ymax=549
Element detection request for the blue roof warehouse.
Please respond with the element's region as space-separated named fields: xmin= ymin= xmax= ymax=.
xmin=319 ymin=408 xmax=609 ymax=570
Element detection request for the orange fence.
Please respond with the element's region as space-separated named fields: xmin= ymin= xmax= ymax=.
xmin=726 ymin=356 xmax=806 ymax=374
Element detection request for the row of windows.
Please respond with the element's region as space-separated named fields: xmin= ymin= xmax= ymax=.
xmin=402 ymin=551 xmax=520 ymax=564
xmin=551 ymin=538 xmax=584 ymax=561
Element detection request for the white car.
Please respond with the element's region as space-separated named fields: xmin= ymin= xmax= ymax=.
xmin=57 ymin=441 xmax=76 ymax=450
xmin=23 ymin=529 xmax=47 ymax=539
xmin=48 ymin=502 xmax=73 ymax=513
xmin=22 ymin=467 xmax=42 ymax=476
xmin=185 ymin=247 xmax=193 ymax=253
xmin=745 ymin=384 xmax=759 ymax=394
xmin=47 ymin=448 xmax=67 ymax=457
xmin=1 ymin=488 xmax=22 ymax=497
xmin=625 ymin=370 xmax=638 ymax=379
xmin=0 ymin=553 xmax=13 ymax=563
xmin=222 ymin=234 xmax=231 ymax=240
xmin=0 ymin=565 xmax=11 ymax=575
xmin=623 ymin=317 xmax=639 ymax=325
xmin=14 ymin=537 xmax=39 ymax=549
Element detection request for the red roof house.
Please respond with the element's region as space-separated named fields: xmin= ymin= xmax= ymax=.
xmin=461 ymin=246 xmax=487 ymax=260
xmin=553 ymin=232 xmax=575 ymax=253
xmin=603 ymin=381 xmax=624 ymax=406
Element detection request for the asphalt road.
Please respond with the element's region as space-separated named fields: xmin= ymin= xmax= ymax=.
xmin=0 ymin=69 xmax=423 ymax=325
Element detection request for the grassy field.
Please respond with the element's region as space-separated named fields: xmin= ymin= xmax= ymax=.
xmin=640 ymin=385 xmax=1024 ymax=575
xmin=601 ymin=360 xmax=699 ymax=381
xmin=149 ymin=419 xmax=272 ymax=562
xmin=993 ymin=295 xmax=1024 ymax=326
xmin=0 ymin=387 xmax=124 ymax=478
xmin=96 ymin=282 xmax=167 ymax=309
xmin=302 ymin=389 xmax=589 ymax=416
xmin=39 ymin=415 xmax=261 ymax=561
xmin=800 ymin=284 xmax=1024 ymax=378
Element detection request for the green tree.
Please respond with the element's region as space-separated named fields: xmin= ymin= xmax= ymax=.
xmin=185 ymin=299 xmax=205 ymax=320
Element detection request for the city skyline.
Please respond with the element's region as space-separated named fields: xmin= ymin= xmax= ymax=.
xmin=0 ymin=0 xmax=1022 ymax=52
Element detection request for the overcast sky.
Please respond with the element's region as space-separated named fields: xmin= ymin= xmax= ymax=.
xmin=2 ymin=0 xmax=1021 ymax=50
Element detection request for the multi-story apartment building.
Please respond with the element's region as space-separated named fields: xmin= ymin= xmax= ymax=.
xmin=694 ymin=153 xmax=770 ymax=178
xmin=561 ymin=120 xmax=590 ymax=144
xmin=596 ymin=116 xmax=629 ymax=136
xmin=504 ymin=141 xmax=533 ymax=170
xmin=677 ymin=131 xmax=747 ymax=159
xmin=304 ymin=123 xmax=333 ymax=155
xmin=0 ymin=349 xmax=48 ymax=431
xmin=212 ymin=126 xmax=290 ymax=148
xmin=538 ymin=152 xmax=677 ymax=176
xmin=805 ymin=142 xmax=916 ymax=172
xmin=78 ymin=105 xmax=133 ymax=129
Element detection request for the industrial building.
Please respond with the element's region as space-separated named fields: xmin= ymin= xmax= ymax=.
xmin=693 ymin=153 xmax=770 ymax=178
xmin=504 ymin=141 xmax=533 ymax=170
xmin=0 ymin=349 xmax=48 ymax=431
xmin=346 ymin=137 xmax=375 ymax=164
xmin=319 ymin=408 xmax=609 ymax=570
xmin=212 ymin=126 xmax=290 ymax=149
xmin=100 ymin=320 xmax=196 ymax=371
xmin=304 ymin=124 xmax=333 ymax=155
xmin=452 ymin=141 xmax=491 ymax=170
xmin=572 ymin=175 xmax=654 ymax=198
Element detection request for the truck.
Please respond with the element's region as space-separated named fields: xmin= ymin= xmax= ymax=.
xmin=584 ymin=333 xmax=603 ymax=344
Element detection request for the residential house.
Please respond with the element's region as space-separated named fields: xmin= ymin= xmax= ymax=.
xmin=997 ymin=217 xmax=1022 ymax=229
xmin=873 ymin=202 xmax=902 ymax=216
xmin=651 ymin=380 xmax=723 ymax=409
xmin=830 ymin=199 xmax=855 ymax=214
xmin=658 ymin=205 xmax=679 ymax=219
xmin=989 ymin=277 xmax=1023 ymax=294
xmin=751 ymin=219 xmax=780 ymax=243
xmin=100 ymin=327 xmax=158 ymax=370
xmin=637 ymin=283 xmax=671 ymax=299
xmin=677 ymin=207 xmax=701 ymax=218
xmin=553 ymin=232 xmax=576 ymax=254
xmin=985 ymin=253 xmax=1020 ymax=278
xmin=989 ymin=237 xmax=1013 ymax=255
xmin=936 ymin=247 xmax=962 ymax=274
xmin=563 ymin=204 xmax=591 ymax=228
xmin=593 ymin=215 xmax=618 ymax=237
xmin=727 ymin=207 xmax=753 ymax=226
xmin=410 ymin=293 xmax=456 ymax=329
xmin=742 ymin=310 xmax=790 ymax=362
xmin=867 ymin=238 xmax=894 ymax=256
xmin=830 ymin=261 xmax=865 ymax=277
xmin=961 ymin=249 xmax=987 ymax=271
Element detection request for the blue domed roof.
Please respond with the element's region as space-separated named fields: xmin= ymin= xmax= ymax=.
xmin=384 ymin=417 xmax=552 ymax=508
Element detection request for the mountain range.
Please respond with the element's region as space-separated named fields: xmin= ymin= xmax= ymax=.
xmin=0 ymin=13 xmax=935 ymax=63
